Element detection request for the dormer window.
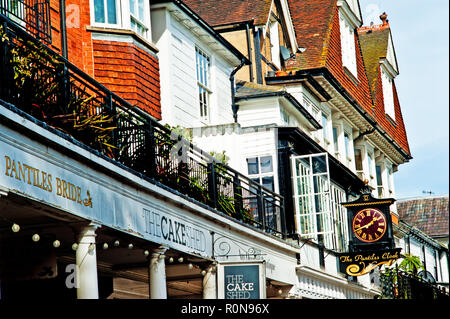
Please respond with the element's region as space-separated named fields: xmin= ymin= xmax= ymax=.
xmin=381 ymin=64 xmax=396 ymax=121
xmin=269 ymin=18 xmax=281 ymax=69
xmin=339 ymin=10 xmax=358 ymax=78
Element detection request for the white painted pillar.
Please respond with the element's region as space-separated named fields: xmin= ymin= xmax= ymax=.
xmin=76 ymin=222 xmax=100 ymax=299
xmin=202 ymin=265 xmax=217 ymax=299
xmin=149 ymin=246 xmax=168 ymax=299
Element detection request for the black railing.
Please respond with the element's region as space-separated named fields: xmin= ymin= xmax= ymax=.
xmin=0 ymin=0 xmax=50 ymax=43
xmin=380 ymin=267 xmax=449 ymax=300
xmin=0 ymin=14 xmax=286 ymax=237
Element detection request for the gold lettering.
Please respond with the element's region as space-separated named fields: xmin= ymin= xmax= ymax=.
xmin=17 ymin=161 xmax=26 ymax=182
xmin=47 ymin=174 xmax=52 ymax=192
xmin=5 ymin=155 xmax=11 ymax=176
xmin=62 ymin=180 xmax=68 ymax=198
xmin=10 ymin=159 xmax=17 ymax=179
xmin=76 ymin=186 xmax=82 ymax=204
xmin=23 ymin=164 xmax=32 ymax=184
xmin=56 ymin=178 xmax=62 ymax=196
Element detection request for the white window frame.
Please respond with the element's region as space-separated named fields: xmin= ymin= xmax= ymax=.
xmin=339 ymin=10 xmax=358 ymax=79
xmin=89 ymin=0 xmax=152 ymax=40
xmin=246 ymin=155 xmax=275 ymax=192
xmin=381 ymin=64 xmax=396 ymax=121
xmin=291 ymin=153 xmax=349 ymax=251
xmin=129 ymin=0 xmax=151 ymax=38
xmin=269 ymin=18 xmax=281 ymax=70
xmin=195 ymin=46 xmax=212 ymax=123
xmin=91 ymin=0 xmax=121 ymax=28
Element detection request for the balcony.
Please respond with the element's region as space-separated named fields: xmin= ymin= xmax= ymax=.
xmin=0 ymin=14 xmax=286 ymax=238
xmin=0 ymin=0 xmax=51 ymax=43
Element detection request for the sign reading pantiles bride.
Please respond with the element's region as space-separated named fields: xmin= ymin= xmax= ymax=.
xmin=0 ymin=135 xmax=211 ymax=258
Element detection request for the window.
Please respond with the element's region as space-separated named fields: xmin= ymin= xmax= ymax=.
xmin=332 ymin=127 xmax=339 ymax=155
xmin=246 ymin=156 xmax=274 ymax=191
xmin=367 ymin=153 xmax=374 ymax=178
xmin=387 ymin=167 xmax=393 ymax=193
xmin=375 ymin=165 xmax=383 ymax=198
xmin=269 ymin=19 xmax=281 ymax=69
xmin=196 ymin=47 xmax=211 ymax=122
xmin=354 ymin=148 xmax=363 ymax=179
xmin=344 ymin=132 xmax=350 ymax=159
xmin=291 ymin=153 xmax=349 ymax=251
xmin=90 ymin=0 xmax=152 ymax=39
xmin=93 ymin=0 xmax=118 ymax=25
xmin=381 ymin=66 xmax=396 ymax=121
xmin=339 ymin=11 xmax=357 ymax=78
xmin=129 ymin=0 xmax=148 ymax=37
xmin=321 ymin=113 xmax=329 ymax=141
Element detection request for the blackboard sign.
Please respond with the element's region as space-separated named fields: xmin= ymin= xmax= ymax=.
xmin=218 ymin=262 xmax=266 ymax=299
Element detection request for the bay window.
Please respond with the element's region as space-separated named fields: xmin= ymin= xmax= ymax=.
xmin=93 ymin=0 xmax=119 ymax=26
xmin=90 ymin=0 xmax=151 ymax=39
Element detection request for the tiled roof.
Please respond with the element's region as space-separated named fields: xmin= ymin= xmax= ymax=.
xmin=358 ymin=22 xmax=411 ymax=156
xmin=287 ymin=0 xmax=373 ymax=120
xmin=183 ymin=0 xmax=272 ymax=26
xmin=397 ymin=196 xmax=449 ymax=239
xmin=287 ymin=0 xmax=411 ymax=158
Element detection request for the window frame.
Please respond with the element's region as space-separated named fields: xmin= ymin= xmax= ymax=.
xmin=381 ymin=64 xmax=396 ymax=121
xmin=246 ymin=155 xmax=275 ymax=192
xmin=195 ymin=46 xmax=212 ymax=123
xmin=89 ymin=0 xmax=152 ymax=40
xmin=339 ymin=10 xmax=358 ymax=79
xmin=91 ymin=0 xmax=121 ymax=28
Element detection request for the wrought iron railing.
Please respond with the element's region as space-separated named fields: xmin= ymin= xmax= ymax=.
xmin=0 ymin=14 xmax=286 ymax=237
xmin=0 ymin=0 xmax=50 ymax=43
xmin=380 ymin=267 xmax=449 ymax=300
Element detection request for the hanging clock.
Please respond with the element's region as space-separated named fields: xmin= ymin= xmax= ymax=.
xmin=342 ymin=193 xmax=395 ymax=252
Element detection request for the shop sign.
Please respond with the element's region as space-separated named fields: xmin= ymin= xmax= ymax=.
xmin=218 ymin=262 xmax=266 ymax=299
xmin=337 ymin=248 xmax=402 ymax=276
xmin=1 ymin=139 xmax=212 ymax=258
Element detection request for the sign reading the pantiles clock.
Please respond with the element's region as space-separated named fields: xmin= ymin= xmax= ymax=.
xmin=337 ymin=248 xmax=402 ymax=276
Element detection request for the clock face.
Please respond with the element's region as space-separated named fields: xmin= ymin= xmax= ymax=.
xmin=352 ymin=208 xmax=387 ymax=243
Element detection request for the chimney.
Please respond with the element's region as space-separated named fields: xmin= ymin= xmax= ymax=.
xmin=380 ymin=12 xmax=388 ymax=26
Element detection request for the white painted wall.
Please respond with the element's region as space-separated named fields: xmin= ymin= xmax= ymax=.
xmin=151 ymin=7 xmax=234 ymax=128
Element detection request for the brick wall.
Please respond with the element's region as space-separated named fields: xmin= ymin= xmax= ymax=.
xmin=45 ymin=1 xmax=161 ymax=119
xmin=93 ymin=40 xmax=161 ymax=119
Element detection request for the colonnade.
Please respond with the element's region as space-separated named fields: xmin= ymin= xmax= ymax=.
xmin=75 ymin=223 xmax=217 ymax=299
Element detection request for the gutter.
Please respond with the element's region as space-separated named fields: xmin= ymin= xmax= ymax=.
xmin=230 ymin=59 xmax=248 ymax=122
xmin=59 ymin=0 xmax=68 ymax=58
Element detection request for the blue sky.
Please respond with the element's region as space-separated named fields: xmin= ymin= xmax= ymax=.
xmin=358 ymin=0 xmax=449 ymax=199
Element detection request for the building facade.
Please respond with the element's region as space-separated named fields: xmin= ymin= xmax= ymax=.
xmin=0 ymin=0 xmax=448 ymax=300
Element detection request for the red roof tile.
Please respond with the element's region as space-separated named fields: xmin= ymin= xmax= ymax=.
xmin=358 ymin=23 xmax=411 ymax=156
xmin=183 ymin=0 xmax=272 ymax=26
xmin=287 ymin=0 xmax=373 ymax=116
xmin=397 ymin=196 xmax=449 ymax=239
xmin=287 ymin=0 xmax=410 ymax=158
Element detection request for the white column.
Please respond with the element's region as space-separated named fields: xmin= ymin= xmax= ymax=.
xmin=149 ymin=246 xmax=168 ymax=299
xmin=76 ymin=222 xmax=100 ymax=299
xmin=202 ymin=265 xmax=217 ymax=299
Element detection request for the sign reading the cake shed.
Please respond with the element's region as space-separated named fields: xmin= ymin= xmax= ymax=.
xmin=218 ymin=262 xmax=266 ymax=299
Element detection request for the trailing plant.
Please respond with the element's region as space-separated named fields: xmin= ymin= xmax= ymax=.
xmin=1 ymin=26 xmax=117 ymax=157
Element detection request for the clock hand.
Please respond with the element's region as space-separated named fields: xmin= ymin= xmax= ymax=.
xmin=354 ymin=217 xmax=380 ymax=232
